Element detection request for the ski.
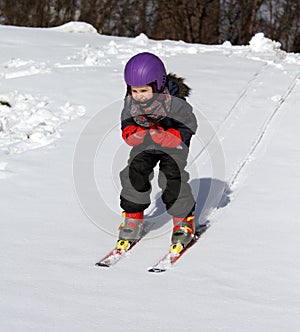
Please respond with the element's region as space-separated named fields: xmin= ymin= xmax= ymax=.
xmin=95 ymin=240 xmax=138 ymax=267
xmin=95 ymin=219 xmax=156 ymax=268
xmin=148 ymin=222 xmax=209 ymax=273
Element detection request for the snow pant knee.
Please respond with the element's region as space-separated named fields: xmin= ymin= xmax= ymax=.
xmin=120 ymin=150 xmax=158 ymax=212
xmin=158 ymin=152 xmax=195 ymax=218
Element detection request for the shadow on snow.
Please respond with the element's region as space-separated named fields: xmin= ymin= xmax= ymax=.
xmin=144 ymin=178 xmax=231 ymax=235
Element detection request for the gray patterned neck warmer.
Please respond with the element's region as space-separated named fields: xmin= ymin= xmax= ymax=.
xmin=128 ymin=88 xmax=172 ymax=127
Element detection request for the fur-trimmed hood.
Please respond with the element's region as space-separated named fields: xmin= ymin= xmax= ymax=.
xmin=167 ymin=73 xmax=191 ymax=99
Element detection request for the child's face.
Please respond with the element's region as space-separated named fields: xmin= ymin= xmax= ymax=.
xmin=131 ymin=85 xmax=153 ymax=102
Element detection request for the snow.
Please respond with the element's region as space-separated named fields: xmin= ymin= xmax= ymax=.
xmin=51 ymin=21 xmax=98 ymax=34
xmin=249 ymin=32 xmax=282 ymax=53
xmin=0 ymin=91 xmax=85 ymax=154
xmin=1 ymin=22 xmax=300 ymax=331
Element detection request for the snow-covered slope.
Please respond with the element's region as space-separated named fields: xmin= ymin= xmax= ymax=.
xmin=1 ymin=23 xmax=300 ymax=331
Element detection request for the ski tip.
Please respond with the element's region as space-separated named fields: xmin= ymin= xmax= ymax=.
xmin=95 ymin=262 xmax=110 ymax=268
xmin=195 ymin=222 xmax=209 ymax=236
xmin=147 ymin=267 xmax=167 ymax=273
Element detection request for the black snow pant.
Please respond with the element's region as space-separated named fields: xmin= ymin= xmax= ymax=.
xmin=120 ymin=147 xmax=195 ymax=218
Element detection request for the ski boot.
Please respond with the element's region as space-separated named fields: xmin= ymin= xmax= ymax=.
xmin=170 ymin=215 xmax=195 ymax=254
xmin=117 ymin=211 xmax=144 ymax=250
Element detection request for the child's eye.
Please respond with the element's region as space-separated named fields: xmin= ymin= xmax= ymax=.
xmin=131 ymin=88 xmax=150 ymax=94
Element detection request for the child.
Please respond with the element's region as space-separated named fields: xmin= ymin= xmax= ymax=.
xmin=118 ymin=52 xmax=197 ymax=251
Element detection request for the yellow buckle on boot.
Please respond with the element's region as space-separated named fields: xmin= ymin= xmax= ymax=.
xmin=170 ymin=242 xmax=184 ymax=254
xmin=117 ymin=240 xmax=130 ymax=251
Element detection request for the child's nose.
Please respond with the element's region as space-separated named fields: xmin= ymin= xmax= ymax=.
xmin=136 ymin=92 xmax=144 ymax=99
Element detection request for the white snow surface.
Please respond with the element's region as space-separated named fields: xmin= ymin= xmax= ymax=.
xmin=1 ymin=23 xmax=300 ymax=331
xmin=51 ymin=21 xmax=98 ymax=34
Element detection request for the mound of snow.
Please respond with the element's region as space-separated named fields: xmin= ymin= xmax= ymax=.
xmin=131 ymin=33 xmax=149 ymax=46
xmin=3 ymin=58 xmax=50 ymax=79
xmin=0 ymin=92 xmax=86 ymax=155
xmin=51 ymin=21 xmax=97 ymax=34
xmin=249 ymin=33 xmax=281 ymax=52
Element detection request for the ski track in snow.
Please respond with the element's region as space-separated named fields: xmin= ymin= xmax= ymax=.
xmin=187 ymin=58 xmax=300 ymax=222
xmin=191 ymin=62 xmax=300 ymax=194
xmin=227 ymin=70 xmax=300 ymax=189
xmin=189 ymin=61 xmax=268 ymax=168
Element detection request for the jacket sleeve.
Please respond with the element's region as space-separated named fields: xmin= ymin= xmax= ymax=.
xmin=167 ymin=98 xmax=197 ymax=147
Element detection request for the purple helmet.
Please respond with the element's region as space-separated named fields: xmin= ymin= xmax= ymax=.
xmin=124 ymin=52 xmax=167 ymax=91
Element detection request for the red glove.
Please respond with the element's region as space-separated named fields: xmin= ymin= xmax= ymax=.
xmin=122 ymin=125 xmax=147 ymax=146
xmin=150 ymin=126 xmax=182 ymax=148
